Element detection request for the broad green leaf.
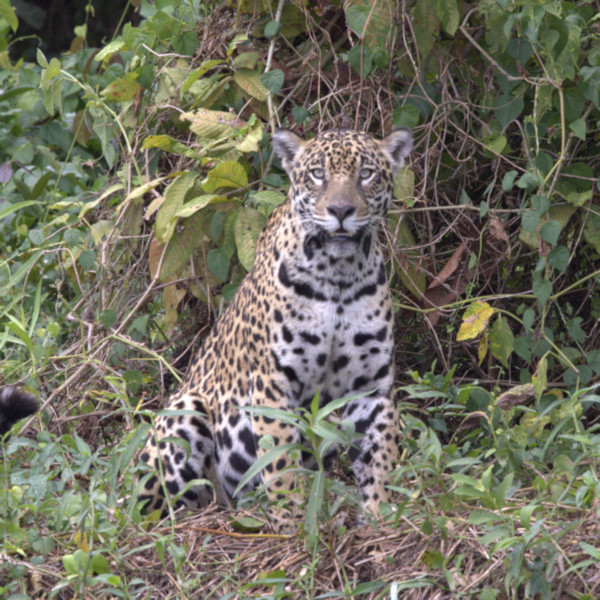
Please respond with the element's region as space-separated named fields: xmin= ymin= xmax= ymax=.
xmin=202 ymin=161 xmax=248 ymax=193
xmin=264 ymin=21 xmax=282 ymax=39
xmin=345 ymin=4 xmax=370 ymax=36
xmin=434 ymin=0 xmax=459 ymax=36
xmin=519 ymin=204 xmax=576 ymax=249
xmin=539 ymin=220 xmax=561 ymax=245
xmin=489 ymin=316 xmax=514 ymax=368
xmin=569 ymin=118 xmax=586 ymax=140
xmin=348 ymin=46 xmax=372 ymax=79
xmin=173 ymin=194 xmax=228 ymax=219
xmin=495 ymin=94 xmax=524 ymax=128
xmin=345 ymin=0 xmax=398 ymax=52
xmin=478 ymin=329 xmax=488 ymax=365
xmin=260 ymin=69 xmax=284 ymax=95
xmin=583 ymin=212 xmax=600 ymax=253
xmin=392 ymin=105 xmax=420 ymax=129
xmin=0 ymin=0 xmax=19 ymax=32
xmin=207 ymin=247 xmax=230 ymax=282
xmin=291 ymin=105 xmax=309 ymax=124
xmin=234 ymin=68 xmax=269 ymax=101
xmin=457 ymin=301 xmax=496 ymax=341
xmin=532 ymin=276 xmax=552 ymax=309
xmin=502 ymin=170 xmax=518 ymax=192
xmin=234 ymin=207 xmax=266 ymax=271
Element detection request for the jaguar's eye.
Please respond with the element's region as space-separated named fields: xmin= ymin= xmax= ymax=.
xmin=310 ymin=168 xmax=325 ymax=180
xmin=359 ymin=168 xmax=374 ymax=180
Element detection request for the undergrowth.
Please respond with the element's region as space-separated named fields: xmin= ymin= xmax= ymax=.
xmin=1 ymin=0 xmax=599 ymax=598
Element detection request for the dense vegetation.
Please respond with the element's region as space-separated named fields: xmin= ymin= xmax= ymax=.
xmin=1 ymin=0 xmax=599 ymax=597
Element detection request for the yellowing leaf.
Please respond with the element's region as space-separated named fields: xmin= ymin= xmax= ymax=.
xmin=181 ymin=109 xmax=247 ymax=139
xmin=234 ymin=207 xmax=266 ymax=271
xmin=155 ymin=172 xmax=198 ymax=243
xmin=478 ymin=329 xmax=488 ymax=365
xmin=142 ymin=134 xmax=201 ymax=159
xmin=234 ymin=68 xmax=269 ymax=101
xmin=100 ymin=72 xmax=140 ymax=102
xmin=393 ymin=168 xmax=415 ymax=203
xmin=73 ymin=529 xmax=90 ymax=552
xmin=457 ymin=301 xmax=496 ymax=341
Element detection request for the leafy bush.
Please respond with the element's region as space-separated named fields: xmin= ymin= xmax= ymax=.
xmin=1 ymin=0 xmax=599 ymax=597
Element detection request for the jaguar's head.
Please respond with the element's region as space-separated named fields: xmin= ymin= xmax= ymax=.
xmin=273 ymin=128 xmax=413 ymax=247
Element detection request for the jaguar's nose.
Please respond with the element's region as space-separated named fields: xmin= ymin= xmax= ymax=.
xmin=327 ymin=204 xmax=355 ymax=225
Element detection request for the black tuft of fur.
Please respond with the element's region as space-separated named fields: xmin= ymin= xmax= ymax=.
xmin=0 ymin=387 xmax=40 ymax=436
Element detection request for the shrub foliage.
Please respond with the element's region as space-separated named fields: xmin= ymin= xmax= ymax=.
xmin=1 ymin=0 xmax=599 ymax=598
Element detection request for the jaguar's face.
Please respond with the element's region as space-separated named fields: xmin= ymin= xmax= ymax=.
xmin=273 ymin=129 xmax=413 ymax=245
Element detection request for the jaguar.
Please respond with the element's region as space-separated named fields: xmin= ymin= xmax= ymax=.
xmin=138 ymin=127 xmax=413 ymax=524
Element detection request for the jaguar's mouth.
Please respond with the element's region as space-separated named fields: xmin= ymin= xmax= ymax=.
xmin=331 ymin=228 xmax=353 ymax=240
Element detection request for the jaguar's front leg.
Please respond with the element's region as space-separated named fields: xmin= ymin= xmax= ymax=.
xmin=343 ymin=395 xmax=400 ymax=516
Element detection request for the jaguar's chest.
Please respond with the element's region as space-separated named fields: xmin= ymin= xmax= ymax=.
xmin=268 ymin=251 xmax=393 ymax=406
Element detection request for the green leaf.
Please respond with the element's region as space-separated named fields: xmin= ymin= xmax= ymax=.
xmin=264 ymin=20 xmax=282 ymax=39
xmin=305 ymin=470 xmax=324 ymax=536
xmin=234 ymin=207 xmax=266 ymax=271
xmin=203 ymin=161 xmax=248 ymax=193
xmin=0 ymin=0 xmax=19 ymax=32
xmin=207 ymin=247 xmax=230 ymax=282
xmin=345 ymin=5 xmax=370 ymax=36
xmin=78 ymin=250 xmax=96 ymax=271
xmin=392 ymin=105 xmax=420 ymax=129
xmin=532 ymin=277 xmax=552 ymax=309
xmin=583 ymin=213 xmax=600 ymax=253
xmin=502 ymin=170 xmax=518 ymax=192
xmin=291 ymin=105 xmax=309 ymax=124
xmin=345 ymin=1 xmax=398 ymax=52
xmin=489 ymin=316 xmax=514 ymax=368
xmin=260 ymin=69 xmax=284 ymax=95
xmin=174 ymin=194 xmax=228 ymax=219
xmin=434 ymin=0 xmax=459 ymax=36
xmin=348 ymin=45 xmax=372 ymax=79
xmin=569 ymin=118 xmax=586 ymax=141
xmin=516 ymin=171 xmax=540 ymax=192
xmin=495 ymin=94 xmax=524 ymax=128
xmin=539 ymin=220 xmax=561 ymax=246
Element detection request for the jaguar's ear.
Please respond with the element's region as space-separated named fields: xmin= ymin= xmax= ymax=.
xmin=273 ymin=129 xmax=306 ymax=174
xmin=380 ymin=128 xmax=413 ymax=174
